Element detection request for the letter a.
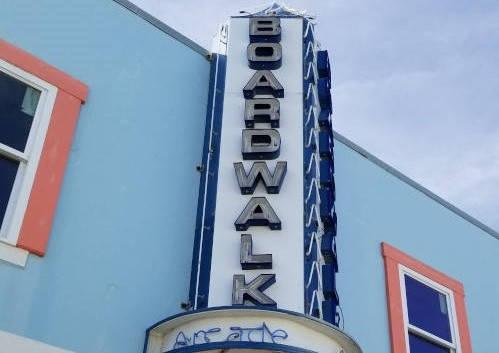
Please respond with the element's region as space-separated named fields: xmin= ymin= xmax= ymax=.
xmin=243 ymin=70 xmax=284 ymax=99
xmin=234 ymin=197 xmax=281 ymax=231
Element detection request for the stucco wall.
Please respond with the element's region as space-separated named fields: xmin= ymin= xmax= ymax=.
xmin=334 ymin=136 xmax=499 ymax=352
xmin=0 ymin=1 xmax=210 ymax=352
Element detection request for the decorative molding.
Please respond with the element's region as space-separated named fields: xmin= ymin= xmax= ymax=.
xmin=382 ymin=243 xmax=464 ymax=295
xmin=0 ymin=40 xmax=88 ymax=101
xmin=17 ymin=92 xmax=82 ymax=256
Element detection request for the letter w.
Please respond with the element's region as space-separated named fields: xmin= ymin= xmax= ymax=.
xmin=233 ymin=161 xmax=287 ymax=194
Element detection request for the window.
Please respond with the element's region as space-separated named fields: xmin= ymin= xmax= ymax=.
xmin=0 ymin=39 xmax=87 ymax=266
xmin=382 ymin=243 xmax=472 ymax=353
xmin=401 ymin=267 xmax=457 ymax=352
xmin=0 ymin=61 xmax=57 ymax=246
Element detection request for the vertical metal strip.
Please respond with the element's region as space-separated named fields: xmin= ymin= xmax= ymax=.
xmin=189 ymin=53 xmax=227 ymax=309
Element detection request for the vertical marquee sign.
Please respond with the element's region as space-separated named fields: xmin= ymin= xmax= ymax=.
xmin=143 ymin=7 xmax=363 ymax=353
xmin=208 ymin=15 xmax=305 ymax=312
xmin=189 ymin=9 xmax=338 ymax=324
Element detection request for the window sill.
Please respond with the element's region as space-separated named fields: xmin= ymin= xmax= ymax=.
xmin=0 ymin=330 xmax=73 ymax=353
xmin=0 ymin=241 xmax=28 ymax=267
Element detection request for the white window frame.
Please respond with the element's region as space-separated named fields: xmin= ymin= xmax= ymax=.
xmin=399 ymin=264 xmax=462 ymax=353
xmin=0 ymin=59 xmax=57 ymax=260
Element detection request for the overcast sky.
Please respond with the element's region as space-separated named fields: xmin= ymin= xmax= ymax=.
xmin=131 ymin=0 xmax=499 ymax=232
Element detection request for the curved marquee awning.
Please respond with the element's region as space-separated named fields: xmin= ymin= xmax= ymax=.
xmin=144 ymin=307 xmax=362 ymax=353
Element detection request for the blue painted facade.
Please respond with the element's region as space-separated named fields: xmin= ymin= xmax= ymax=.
xmin=1 ymin=1 xmax=498 ymax=353
xmin=0 ymin=0 xmax=210 ymax=352
xmin=334 ymin=134 xmax=499 ymax=353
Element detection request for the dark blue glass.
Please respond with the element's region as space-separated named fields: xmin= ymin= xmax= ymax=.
xmin=405 ymin=275 xmax=452 ymax=342
xmin=409 ymin=333 xmax=450 ymax=353
xmin=0 ymin=71 xmax=40 ymax=151
xmin=0 ymin=154 xmax=19 ymax=228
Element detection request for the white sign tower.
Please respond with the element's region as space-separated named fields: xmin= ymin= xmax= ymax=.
xmin=145 ymin=4 xmax=362 ymax=353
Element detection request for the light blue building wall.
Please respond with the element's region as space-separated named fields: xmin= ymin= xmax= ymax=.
xmin=334 ymin=132 xmax=499 ymax=353
xmin=0 ymin=1 xmax=210 ymax=352
xmin=2 ymin=1 xmax=497 ymax=353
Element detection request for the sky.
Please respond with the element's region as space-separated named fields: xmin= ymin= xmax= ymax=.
xmin=131 ymin=0 xmax=499 ymax=232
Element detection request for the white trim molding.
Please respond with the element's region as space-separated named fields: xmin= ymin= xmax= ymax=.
xmin=0 ymin=330 xmax=73 ymax=353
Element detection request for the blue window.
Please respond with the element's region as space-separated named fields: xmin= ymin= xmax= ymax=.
xmin=403 ymin=272 xmax=457 ymax=353
xmin=0 ymin=71 xmax=39 ymax=152
xmin=409 ymin=333 xmax=450 ymax=353
xmin=0 ymin=155 xmax=19 ymax=228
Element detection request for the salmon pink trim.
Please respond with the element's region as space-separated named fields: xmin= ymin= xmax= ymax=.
xmin=381 ymin=242 xmax=472 ymax=353
xmin=0 ymin=39 xmax=88 ymax=101
xmin=1 ymin=39 xmax=88 ymax=256
xmin=17 ymin=93 xmax=82 ymax=255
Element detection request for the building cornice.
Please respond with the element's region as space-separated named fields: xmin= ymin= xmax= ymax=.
xmin=333 ymin=130 xmax=499 ymax=240
xmin=112 ymin=0 xmax=210 ymax=59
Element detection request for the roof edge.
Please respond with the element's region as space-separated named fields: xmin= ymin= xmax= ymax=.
xmin=333 ymin=130 xmax=499 ymax=240
xmin=112 ymin=0 xmax=210 ymax=59
xmin=232 ymin=2 xmax=312 ymax=18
